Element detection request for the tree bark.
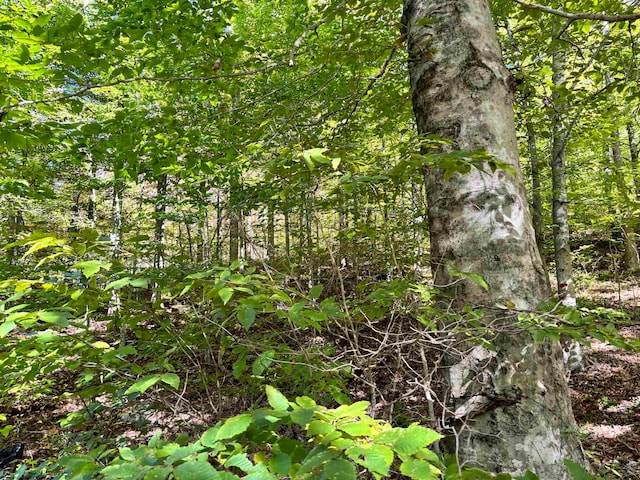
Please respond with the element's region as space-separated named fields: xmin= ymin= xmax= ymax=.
xmin=550 ymin=49 xmax=575 ymax=306
xmin=628 ymin=122 xmax=639 ymax=198
xmin=154 ymin=174 xmax=167 ymax=269
xmin=403 ymin=1 xmax=585 ymax=477
xmin=526 ymin=119 xmax=546 ymax=264
xmin=611 ymin=130 xmax=640 ymax=272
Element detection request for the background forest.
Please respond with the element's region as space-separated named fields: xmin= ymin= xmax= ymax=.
xmin=1 ymin=0 xmax=640 ymax=479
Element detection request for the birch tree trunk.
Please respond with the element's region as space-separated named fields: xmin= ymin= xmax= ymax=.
xmin=402 ymin=1 xmax=585 ymax=477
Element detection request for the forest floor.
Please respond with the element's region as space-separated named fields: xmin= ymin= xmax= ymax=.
xmin=3 ymin=278 xmax=640 ymax=479
xmin=572 ymin=278 xmax=640 ymax=479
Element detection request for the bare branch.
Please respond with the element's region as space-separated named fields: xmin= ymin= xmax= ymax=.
xmin=512 ymin=0 xmax=640 ymax=22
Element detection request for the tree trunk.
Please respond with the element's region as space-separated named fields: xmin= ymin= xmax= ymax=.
xmin=403 ymin=1 xmax=585 ymax=477
xmin=229 ymin=181 xmax=240 ymax=263
xmin=154 ymin=174 xmax=167 ymax=269
xmin=628 ymin=122 xmax=639 ymax=198
xmin=611 ymin=131 xmax=640 ymax=272
xmin=551 ymin=48 xmax=575 ymax=306
xmin=526 ymin=119 xmax=546 ymax=265
xmin=267 ymin=203 xmax=275 ymax=259
xmin=88 ymin=162 xmax=97 ymax=229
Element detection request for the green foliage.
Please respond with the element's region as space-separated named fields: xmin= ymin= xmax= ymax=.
xmin=55 ymin=386 xmax=442 ymax=479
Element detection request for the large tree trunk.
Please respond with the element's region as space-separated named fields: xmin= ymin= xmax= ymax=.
xmin=402 ymin=1 xmax=585 ymax=477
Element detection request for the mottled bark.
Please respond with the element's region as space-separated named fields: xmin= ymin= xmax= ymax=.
xmin=551 ymin=49 xmax=575 ymax=306
xmin=628 ymin=122 xmax=639 ymax=198
xmin=403 ymin=0 xmax=585 ymax=477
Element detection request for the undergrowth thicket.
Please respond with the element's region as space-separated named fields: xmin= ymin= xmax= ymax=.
xmin=1 ymin=230 xmax=634 ymax=479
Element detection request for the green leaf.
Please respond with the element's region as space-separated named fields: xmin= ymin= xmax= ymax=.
xmin=219 ymin=287 xmax=234 ymax=305
xmin=309 ymin=284 xmax=323 ymax=299
xmin=200 ymin=427 xmax=220 ymax=448
xmin=144 ymin=466 xmax=173 ymax=480
xmin=101 ymin=463 xmax=145 ymax=478
xmin=298 ymin=447 xmax=339 ymax=475
xmin=225 ymin=453 xmax=253 ymax=472
xmin=462 ymin=468 xmax=496 ymax=479
xmin=237 ymin=307 xmax=256 ymax=330
xmin=338 ymin=421 xmax=372 ymax=437
xmin=347 ymin=445 xmax=393 ymax=476
xmin=72 ymin=260 xmax=111 ymax=278
xmin=216 ymin=413 xmax=253 ymax=440
xmin=563 ymin=460 xmax=591 ymax=480
xmin=174 ymin=460 xmax=220 ymax=480
xmin=266 ymin=386 xmax=290 ymax=411
xmin=291 ymin=408 xmax=316 ymax=427
xmin=60 ymin=455 xmax=101 ymax=478
xmin=161 ymin=373 xmax=180 ymax=390
xmin=308 ymin=420 xmax=335 ymax=436
xmin=125 ymin=375 xmax=161 ymax=395
xmin=269 ymin=451 xmax=291 ymax=476
xmin=323 ymin=458 xmax=356 ymax=480
xmin=252 ymin=350 xmax=275 ymax=376
xmin=37 ymin=310 xmax=71 ymax=326
xmin=105 ymin=277 xmax=133 ymax=290
xmin=393 ymin=424 xmax=443 ymax=455
xmin=0 ymin=321 xmax=16 ymax=338
xmin=400 ymin=458 xmax=439 ymax=479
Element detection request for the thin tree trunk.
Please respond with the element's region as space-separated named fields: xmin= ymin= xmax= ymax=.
xmin=88 ymin=163 xmax=97 ymax=229
xmin=612 ymin=130 xmax=640 ymax=272
xmin=215 ymin=190 xmax=222 ymax=262
xmin=229 ymin=181 xmax=240 ymax=263
xmin=628 ymin=122 xmax=639 ymax=198
xmin=199 ymin=182 xmax=210 ymax=262
xmin=403 ymin=1 xmax=585 ymax=477
xmin=109 ymin=162 xmax=124 ymax=324
xmin=154 ymin=174 xmax=167 ymax=269
xmin=267 ymin=203 xmax=275 ymax=259
xmin=284 ymin=206 xmax=290 ymax=258
xmin=551 ymin=48 xmax=575 ymax=306
xmin=526 ymin=120 xmax=546 ymax=265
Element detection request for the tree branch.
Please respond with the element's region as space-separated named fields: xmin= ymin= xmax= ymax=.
xmin=4 ymin=62 xmax=286 ymax=112
xmin=512 ymin=0 xmax=640 ymax=22
xmin=288 ymin=0 xmax=348 ymax=67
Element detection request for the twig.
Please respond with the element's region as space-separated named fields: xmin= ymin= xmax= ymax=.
xmin=4 ymin=62 xmax=285 ymax=112
xmin=289 ymin=0 xmax=348 ymax=67
xmin=512 ymin=0 xmax=640 ymax=22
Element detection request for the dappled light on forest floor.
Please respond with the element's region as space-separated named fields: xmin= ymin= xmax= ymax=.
xmin=570 ymin=324 xmax=640 ymax=478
